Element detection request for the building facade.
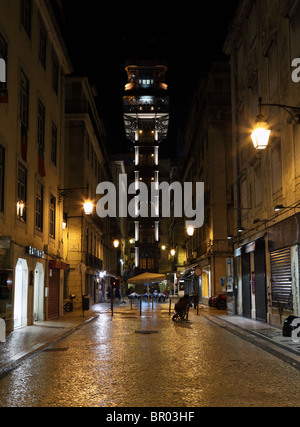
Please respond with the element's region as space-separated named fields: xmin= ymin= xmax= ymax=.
xmin=0 ymin=0 xmax=72 ymax=331
xmin=123 ymin=59 xmax=170 ymax=291
xmin=180 ymin=62 xmax=233 ymax=304
xmin=224 ymin=0 xmax=300 ymax=326
xmin=63 ymin=76 xmax=120 ymax=306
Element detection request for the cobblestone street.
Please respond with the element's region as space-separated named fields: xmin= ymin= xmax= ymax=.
xmin=0 ymin=302 xmax=300 ymax=407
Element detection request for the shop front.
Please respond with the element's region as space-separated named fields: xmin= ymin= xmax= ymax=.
xmin=235 ymin=213 xmax=300 ymax=327
xmin=48 ymin=260 xmax=67 ymax=319
xmin=14 ymin=258 xmax=28 ymax=329
xmin=268 ymin=213 xmax=300 ymax=326
xmin=236 ymin=237 xmax=267 ymax=323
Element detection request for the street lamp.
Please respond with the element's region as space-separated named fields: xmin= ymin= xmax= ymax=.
xmin=251 ymin=118 xmax=271 ymax=150
xmin=83 ymin=201 xmax=93 ymax=215
xmin=251 ymin=99 xmax=271 ymax=150
xmin=170 ymin=249 xmax=176 ymax=257
xmin=252 ymin=97 xmax=300 ymax=150
xmin=186 ymin=226 xmax=195 ymax=237
xmin=113 ymin=240 xmax=120 ymax=248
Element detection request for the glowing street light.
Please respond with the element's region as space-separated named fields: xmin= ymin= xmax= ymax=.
xmin=251 ymin=97 xmax=300 ymax=150
xmin=83 ymin=201 xmax=93 ymax=215
xmin=170 ymin=249 xmax=176 ymax=257
xmin=251 ymin=115 xmax=271 ymax=150
xmin=113 ymin=240 xmax=120 ymax=248
xmin=186 ymin=226 xmax=195 ymax=237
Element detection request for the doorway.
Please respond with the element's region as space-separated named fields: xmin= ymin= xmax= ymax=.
xmin=34 ymin=262 xmax=44 ymax=322
xmin=14 ymin=259 xmax=28 ymax=329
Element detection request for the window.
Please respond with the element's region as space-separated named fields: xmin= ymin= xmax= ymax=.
xmin=49 ymin=194 xmax=56 ymax=238
xmin=52 ymin=51 xmax=59 ymax=94
xmin=240 ymin=178 xmax=248 ymax=210
xmin=254 ymin=161 xmax=262 ymax=207
xmin=294 ymin=125 xmax=300 ymax=177
xmin=51 ymin=122 xmax=57 ymax=166
xmin=17 ymin=163 xmax=27 ymax=222
xmin=140 ymin=257 xmax=154 ymax=270
xmin=268 ymin=41 xmax=279 ymax=100
xmin=20 ymin=69 xmax=29 ymax=128
xmin=38 ymin=17 xmax=47 ymax=69
xmin=37 ymin=99 xmax=45 ymax=151
xmin=86 ymin=137 xmax=90 ymax=161
xmin=35 ymin=182 xmax=43 ymax=231
xmin=290 ymin=8 xmax=300 ymax=59
xmin=0 ymin=33 xmax=7 ymax=90
xmin=271 ymin=139 xmax=282 ymax=194
xmin=248 ymin=3 xmax=257 ymax=47
xmin=21 ymin=0 xmax=31 ymax=38
xmin=0 ymin=146 xmax=5 ymax=213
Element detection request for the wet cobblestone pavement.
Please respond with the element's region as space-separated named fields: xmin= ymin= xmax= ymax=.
xmin=1 ymin=301 xmax=300 ymax=407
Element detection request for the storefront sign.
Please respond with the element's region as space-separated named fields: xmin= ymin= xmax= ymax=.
xmin=26 ymin=246 xmax=45 ymax=259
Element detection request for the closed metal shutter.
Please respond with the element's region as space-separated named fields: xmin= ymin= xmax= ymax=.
xmin=270 ymin=247 xmax=293 ymax=309
xmin=242 ymin=253 xmax=251 ymax=318
xmin=48 ymin=269 xmax=60 ymax=319
xmin=255 ymin=248 xmax=267 ymax=323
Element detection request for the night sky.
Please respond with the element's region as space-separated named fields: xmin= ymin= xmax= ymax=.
xmin=62 ymin=1 xmax=240 ymax=158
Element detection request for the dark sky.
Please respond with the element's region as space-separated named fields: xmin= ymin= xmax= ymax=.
xmin=62 ymin=1 xmax=240 ymax=158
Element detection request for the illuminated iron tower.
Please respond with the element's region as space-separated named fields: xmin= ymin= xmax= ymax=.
xmin=123 ymin=60 xmax=169 ymax=273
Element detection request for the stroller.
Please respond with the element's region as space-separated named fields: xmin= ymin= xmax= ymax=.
xmin=172 ymin=295 xmax=192 ymax=323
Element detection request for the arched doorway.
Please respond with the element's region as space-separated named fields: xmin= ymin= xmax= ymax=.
xmin=14 ymin=259 xmax=28 ymax=329
xmin=33 ymin=262 xmax=44 ymax=322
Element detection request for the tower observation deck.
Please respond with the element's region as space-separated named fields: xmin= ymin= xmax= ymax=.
xmin=123 ymin=59 xmax=169 ymax=274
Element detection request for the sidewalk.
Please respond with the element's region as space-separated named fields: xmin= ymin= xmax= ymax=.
xmin=0 ymin=306 xmax=100 ymax=377
xmin=0 ymin=301 xmax=299 ymax=377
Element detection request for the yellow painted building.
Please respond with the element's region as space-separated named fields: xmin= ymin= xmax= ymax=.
xmin=0 ymin=0 xmax=72 ymax=331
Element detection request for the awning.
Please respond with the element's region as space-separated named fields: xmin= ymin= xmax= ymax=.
xmin=127 ymin=272 xmax=166 ymax=284
xmin=178 ymin=262 xmax=202 ymax=279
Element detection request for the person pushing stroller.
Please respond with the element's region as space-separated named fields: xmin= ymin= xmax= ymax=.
xmin=172 ymin=294 xmax=192 ymax=322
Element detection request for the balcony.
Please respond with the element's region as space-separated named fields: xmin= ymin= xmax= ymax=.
xmin=86 ymin=253 xmax=103 ymax=270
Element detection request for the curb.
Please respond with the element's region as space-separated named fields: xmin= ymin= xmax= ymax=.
xmin=0 ymin=315 xmax=98 ymax=379
xmin=204 ymin=314 xmax=300 ymax=371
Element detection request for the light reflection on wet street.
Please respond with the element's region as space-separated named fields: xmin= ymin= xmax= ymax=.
xmin=1 ymin=303 xmax=300 ymax=407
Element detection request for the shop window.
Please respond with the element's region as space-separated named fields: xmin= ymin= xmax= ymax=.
xmin=0 ymin=271 xmax=13 ymax=321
